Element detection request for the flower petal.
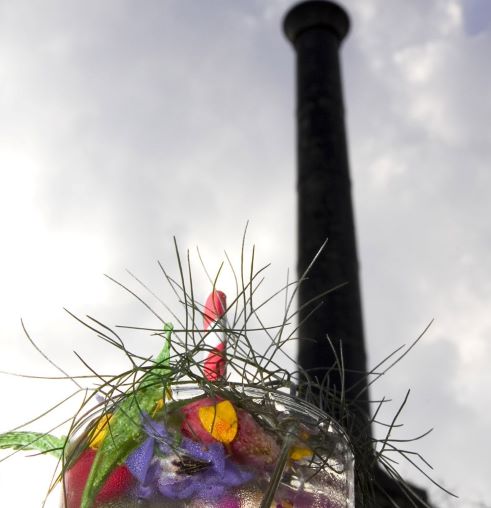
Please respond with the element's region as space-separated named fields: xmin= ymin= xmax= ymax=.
xmin=88 ymin=413 xmax=113 ymax=450
xmin=126 ymin=437 xmax=155 ymax=484
xmin=290 ymin=445 xmax=313 ymax=461
xmin=198 ymin=400 xmax=238 ymax=444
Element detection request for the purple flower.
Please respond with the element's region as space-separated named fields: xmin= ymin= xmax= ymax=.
xmin=126 ymin=435 xmax=154 ymax=484
xmin=156 ymin=437 xmax=253 ymax=501
xmin=126 ymin=414 xmax=173 ymax=499
xmin=126 ymin=416 xmax=254 ymax=502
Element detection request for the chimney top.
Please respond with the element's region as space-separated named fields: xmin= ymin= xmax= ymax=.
xmin=283 ymin=0 xmax=350 ymax=44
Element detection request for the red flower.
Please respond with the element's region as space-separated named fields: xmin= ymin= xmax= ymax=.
xmin=63 ymin=448 xmax=133 ymax=508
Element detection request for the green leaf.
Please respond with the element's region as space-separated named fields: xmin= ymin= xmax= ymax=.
xmin=80 ymin=323 xmax=173 ymax=508
xmin=0 ymin=431 xmax=66 ymax=459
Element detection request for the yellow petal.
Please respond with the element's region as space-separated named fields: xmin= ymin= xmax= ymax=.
xmin=198 ymin=400 xmax=238 ymax=444
xmin=151 ymin=388 xmax=173 ymax=417
xmin=152 ymin=398 xmax=165 ymax=417
xmin=290 ymin=445 xmax=313 ymax=461
xmin=89 ymin=413 xmax=113 ymax=449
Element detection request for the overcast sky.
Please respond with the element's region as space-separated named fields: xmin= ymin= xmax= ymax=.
xmin=1 ymin=1 xmax=490 ymax=506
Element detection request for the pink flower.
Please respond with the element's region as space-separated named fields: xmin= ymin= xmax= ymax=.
xmin=230 ymin=410 xmax=280 ymax=467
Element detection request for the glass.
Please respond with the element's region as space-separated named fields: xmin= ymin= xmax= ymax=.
xmin=62 ymin=385 xmax=354 ymax=508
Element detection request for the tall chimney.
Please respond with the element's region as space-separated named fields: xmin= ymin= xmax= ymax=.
xmin=283 ymin=0 xmax=369 ymax=432
xmin=283 ymin=2 xmax=430 ymax=506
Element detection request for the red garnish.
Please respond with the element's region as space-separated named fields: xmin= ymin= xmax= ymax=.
xmin=63 ymin=449 xmax=133 ymax=508
xmin=203 ymin=341 xmax=227 ymax=381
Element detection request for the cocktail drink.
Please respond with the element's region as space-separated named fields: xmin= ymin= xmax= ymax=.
xmin=62 ymin=386 xmax=354 ymax=508
xmin=0 ymin=289 xmax=354 ymax=507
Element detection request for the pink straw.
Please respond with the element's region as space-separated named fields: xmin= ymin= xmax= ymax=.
xmin=202 ymin=290 xmax=227 ymax=381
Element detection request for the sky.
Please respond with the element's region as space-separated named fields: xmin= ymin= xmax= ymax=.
xmin=0 ymin=0 xmax=490 ymax=506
